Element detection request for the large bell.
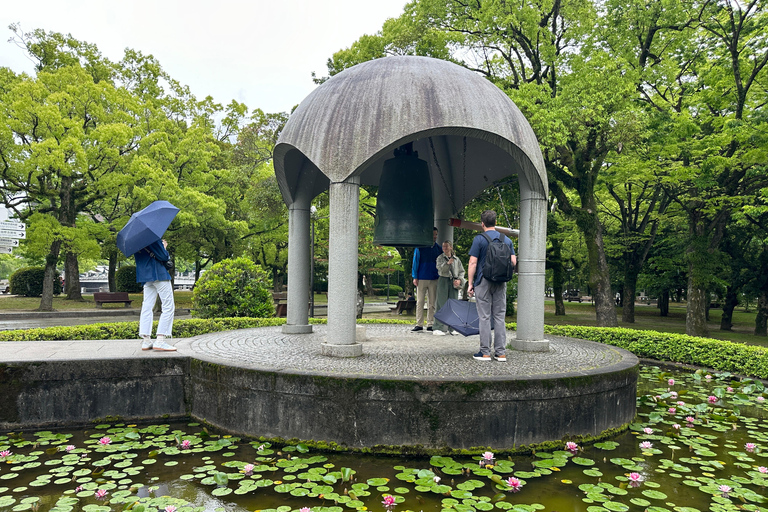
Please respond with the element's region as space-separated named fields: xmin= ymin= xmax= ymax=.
xmin=374 ymin=146 xmax=434 ymax=247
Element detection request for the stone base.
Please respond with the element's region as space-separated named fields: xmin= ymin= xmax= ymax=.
xmin=282 ymin=324 xmax=313 ymax=334
xmin=510 ymin=338 xmax=550 ymax=352
xmin=356 ymin=325 xmax=367 ymax=342
xmin=321 ymin=342 xmax=363 ymax=357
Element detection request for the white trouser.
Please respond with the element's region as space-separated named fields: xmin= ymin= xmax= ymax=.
xmin=139 ymin=280 xmax=175 ymax=337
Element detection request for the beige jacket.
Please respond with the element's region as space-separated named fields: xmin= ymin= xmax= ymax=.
xmin=436 ymin=253 xmax=466 ymax=288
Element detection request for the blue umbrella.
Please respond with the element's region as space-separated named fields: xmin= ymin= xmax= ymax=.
xmin=116 ymin=200 xmax=179 ymax=257
xmin=433 ymin=299 xmax=494 ymax=337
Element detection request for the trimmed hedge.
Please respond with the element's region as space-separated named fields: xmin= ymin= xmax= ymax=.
xmin=3 ymin=318 xmax=768 ymax=380
xmin=116 ymin=265 xmax=143 ymax=293
xmin=541 ymin=324 xmax=768 ymax=381
xmin=9 ymin=266 xmax=63 ymax=297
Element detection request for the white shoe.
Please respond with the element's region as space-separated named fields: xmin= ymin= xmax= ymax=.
xmin=141 ymin=337 xmax=153 ymax=350
xmin=153 ymin=336 xmax=176 ymax=351
xmin=433 ymin=330 xmax=447 ymax=336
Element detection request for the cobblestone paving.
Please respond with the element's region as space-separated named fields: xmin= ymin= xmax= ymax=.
xmin=188 ymin=324 xmax=636 ymax=380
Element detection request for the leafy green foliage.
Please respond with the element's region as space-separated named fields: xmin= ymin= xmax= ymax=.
xmin=9 ymin=267 xmax=62 ymax=297
xmin=192 ymin=257 xmax=274 ymax=318
xmin=115 ymin=265 xmax=143 ymax=293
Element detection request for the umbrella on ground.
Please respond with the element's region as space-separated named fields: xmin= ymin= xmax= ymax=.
xmin=433 ymin=298 xmax=494 ymax=337
xmin=116 ymin=200 xmax=179 ymax=257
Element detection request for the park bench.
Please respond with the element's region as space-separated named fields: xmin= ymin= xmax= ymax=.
xmin=273 ymin=292 xmax=288 ymax=317
xmin=93 ymin=292 xmax=133 ymax=308
xmin=391 ymin=299 xmax=416 ymax=315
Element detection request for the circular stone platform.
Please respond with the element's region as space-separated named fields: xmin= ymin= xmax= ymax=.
xmin=186 ymin=325 xmax=638 ymax=450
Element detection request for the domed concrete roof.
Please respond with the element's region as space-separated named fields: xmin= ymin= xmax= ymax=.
xmin=274 ymin=56 xmax=546 ymax=210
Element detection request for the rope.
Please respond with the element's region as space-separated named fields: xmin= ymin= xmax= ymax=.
xmin=428 ymin=137 xmax=459 ymax=214
xmin=496 ymin=186 xmax=512 ymax=228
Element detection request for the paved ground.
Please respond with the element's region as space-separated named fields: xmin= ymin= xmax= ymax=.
xmin=0 ymin=323 xmax=636 ymax=381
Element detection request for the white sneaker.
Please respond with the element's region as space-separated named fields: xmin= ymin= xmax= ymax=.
xmin=141 ymin=337 xmax=153 ymax=351
xmin=153 ymin=337 xmax=176 ymax=351
xmin=433 ymin=330 xmax=446 ymax=336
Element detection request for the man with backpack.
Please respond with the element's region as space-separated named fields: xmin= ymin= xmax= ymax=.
xmin=467 ymin=210 xmax=516 ymax=362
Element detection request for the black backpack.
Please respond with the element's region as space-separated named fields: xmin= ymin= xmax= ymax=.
xmin=481 ymin=232 xmax=515 ymax=282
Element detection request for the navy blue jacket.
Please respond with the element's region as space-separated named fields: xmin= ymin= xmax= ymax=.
xmin=134 ymin=240 xmax=172 ymax=283
xmin=411 ymin=243 xmax=441 ymax=281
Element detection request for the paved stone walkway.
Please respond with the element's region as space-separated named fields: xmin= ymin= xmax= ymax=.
xmin=0 ymin=324 xmax=636 ymax=381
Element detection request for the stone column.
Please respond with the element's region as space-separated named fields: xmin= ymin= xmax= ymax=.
xmin=323 ymin=176 xmax=363 ymax=357
xmin=513 ymin=173 xmax=549 ymax=351
xmin=283 ymin=198 xmax=312 ymax=334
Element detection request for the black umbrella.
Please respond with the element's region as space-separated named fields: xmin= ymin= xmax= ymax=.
xmin=433 ymin=299 xmax=494 ymax=337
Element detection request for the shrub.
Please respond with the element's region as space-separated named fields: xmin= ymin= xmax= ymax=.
xmin=116 ymin=265 xmax=143 ymax=293
xmin=9 ymin=266 xmax=62 ymax=297
xmin=372 ymin=285 xmax=403 ymax=295
xmin=192 ymin=257 xmax=274 ymax=318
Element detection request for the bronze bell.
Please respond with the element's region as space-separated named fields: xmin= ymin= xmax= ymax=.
xmin=374 ymin=144 xmax=434 ymax=247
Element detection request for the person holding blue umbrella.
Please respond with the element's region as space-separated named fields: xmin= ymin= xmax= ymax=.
xmin=134 ymin=238 xmax=176 ymax=351
xmin=117 ymin=200 xmax=179 ymax=351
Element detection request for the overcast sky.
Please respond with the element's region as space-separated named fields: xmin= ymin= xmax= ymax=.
xmin=0 ymin=0 xmax=407 ymax=113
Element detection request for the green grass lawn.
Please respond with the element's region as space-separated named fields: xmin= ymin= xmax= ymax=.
xmin=0 ymin=291 xmax=195 ymax=311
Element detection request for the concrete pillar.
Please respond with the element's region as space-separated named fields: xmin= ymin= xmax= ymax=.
xmin=282 ymin=197 xmax=313 ymax=334
xmin=513 ymin=172 xmax=549 ymax=352
xmin=323 ymin=176 xmax=363 ymax=357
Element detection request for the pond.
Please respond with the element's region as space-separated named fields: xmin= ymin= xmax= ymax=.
xmin=1 ymin=365 xmax=767 ymax=512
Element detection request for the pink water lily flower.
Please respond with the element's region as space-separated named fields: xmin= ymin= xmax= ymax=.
xmin=639 ymin=441 xmax=653 ymax=450
xmin=758 ymin=466 xmax=768 ymax=474
xmin=758 ymin=396 xmax=765 ymax=402
xmin=65 ymin=445 xmax=75 ymax=452
xmin=745 ymin=443 xmax=757 ymax=453
xmin=628 ymin=472 xmax=644 ymax=487
xmin=727 ymin=387 xmax=734 ymax=392
xmin=165 ymin=506 xmax=177 ymax=512
xmin=707 ymin=396 xmax=718 ymax=404
xmin=507 ymin=476 xmax=524 ymax=492
xmin=0 ymin=450 xmax=11 ymax=458
xmin=94 ymin=489 xmax=108 ymax=500
xmin=643 ymin=428 xmax=653 ymax=435
xmin=672 ymin=424 xmax=681 ymax=430
xmin=669 ymin=391 xmax=678 ymax=399
xmin=300 ymin=508 xmax=311 ymax=512
xmin=705 ymin=375 xmax=712 ymax=380
xmin=75 ymin=486 xmax=83 ymax=492
xmin=98 ymin=437 xmax=111 ymax=445
xmin=243 ymin=464 xmax=254 ymax=475
xmin=482 ymin=451 xmax=494 ymax=460
xmin=257 ymin=444 xmax=265 ymax=451
xmin=677 ymin=401 xmax=685 ymax=406
xmin=668 ymin=407 xmax=676 ymax=414
xmin=180 ymin=440 xmax=191 ymax=449
xmin=668 ymin=378 xmax=675 ymax=386
xmin=382 ymin=495 xmax=396 ymax=507
xmin=565 ymin=441 xmax=579 ymax=452
xmin=718 ymin=484 xmax=731 ymax=497
xmin=686 ymin=416 xmax=695 ymax=423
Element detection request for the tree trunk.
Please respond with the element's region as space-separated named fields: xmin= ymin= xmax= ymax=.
xmin=551 ymin=236 xmax=566 ymax=316
xmin=659 ymin=290 xmax=669 ymax=317
xmin=65 ymin=252 xmax=83 ymax=300
xmin=621 ymin=263 xmax=640 ymax=323
xmin=108 ymin=250 xmax=117 ymax=292
xmin=756 ymin=290 xmax=768 ymax=336
xmin=38 ymin=240 xmax=62 ymax=311
xmin=356 ymin=272 xmax=365 ymax=318
xmin=685 ymin=274 xmax=709 ymax=337
xmin=364 ymin=274 xmax=375 ymax=297
xmin=720 ymin=286 xmax=738 ymax=331
xmin=585 ymin=221 xmax=618 ymax=327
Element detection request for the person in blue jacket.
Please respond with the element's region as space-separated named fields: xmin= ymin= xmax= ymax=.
xmin=411 ymin=227 xmax=442 ymax=332
xmin=135 ymin=239 xmax=176 ymax=351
